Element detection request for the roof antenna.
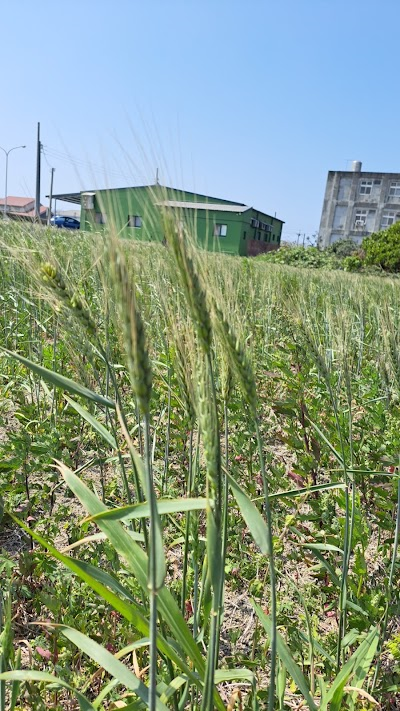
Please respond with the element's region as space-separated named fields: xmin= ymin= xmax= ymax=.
xmin=155 ymin=168 xmax=160 ymax=185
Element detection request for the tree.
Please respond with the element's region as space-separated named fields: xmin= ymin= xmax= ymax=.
xmin=363 ymin=223 xmax=400 ymax=272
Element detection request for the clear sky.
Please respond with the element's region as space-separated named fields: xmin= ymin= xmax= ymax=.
xmin=1 ymin=0 xmax=399 ymax=241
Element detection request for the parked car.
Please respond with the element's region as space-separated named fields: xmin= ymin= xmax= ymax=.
xmin=50 ymin=215 xmax=80 ymax=230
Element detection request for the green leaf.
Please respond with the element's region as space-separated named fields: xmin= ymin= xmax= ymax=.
xmin=305 ymin=416 xmax=344 ymax=466
xmin=277 ymin=661 xmax=286 ymax=710
xmin=253 ymin=603 xmax=318 ymax=711
xmin=214 ymin=669 xmax=254 ymax=683
xmin=85 ymin=497 xmax=212 ymax=523
xmin=8 ymin=513 xmax=199 ymax=690
xmin=269 ymin=482 xmax=346 ymax=500
xmin=1 ymin=349 xmax=115 ymax=409
xmin=0 ymin=671 xmax=95 ymax=711
xmin=60 ymin=530 xmax=144 ymax=552
xmin=302 ymin=547 xmax=341 ymax=587
xmin=65 ymin=395 xmax=117 ymax=448
xmin=228 ymin=474 xmax=269 ymax=554
xmin=57 ymin=463 xmax=224 ymax=710
xmin=159 ymin=675 xmax=188 ymax=703
xmin=322 ymin=627 xmax=379 ymax=711
xmin=54 ymin=625 xmax=168 ymax=710
xmin=301 ymin=543 xmax=344 ymax=554
xmin=298 ymin=631 xmax=335 ymax=666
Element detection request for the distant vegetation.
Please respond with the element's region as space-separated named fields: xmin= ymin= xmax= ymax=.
xmin=263 ymin=223 xmax=400 ymax=274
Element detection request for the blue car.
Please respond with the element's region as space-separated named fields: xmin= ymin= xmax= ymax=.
xmin=51 ymin=215 xmax=80 ymax=230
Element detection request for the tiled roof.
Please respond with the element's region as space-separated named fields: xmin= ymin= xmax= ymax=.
xmin=0 ymin=196 xmax=35 ymax=207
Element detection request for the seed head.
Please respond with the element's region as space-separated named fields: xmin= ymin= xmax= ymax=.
xmin=213 ymin=305 xmax=257 ymax=416
xmin=108 ymin=242 xmax=152 ymax=415
xmin=164 ymin=219 xmax=212 ymax=354
xmin=196 ymin=356 xmax=220 ymax=491
xmin=41 ymin=262 xmax=96 ymax=336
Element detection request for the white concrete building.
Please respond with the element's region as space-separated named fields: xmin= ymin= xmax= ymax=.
xmin=318 ymin=161 xmax=400 ymax=248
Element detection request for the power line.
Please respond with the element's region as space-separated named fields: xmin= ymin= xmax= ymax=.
xmin=43 ymin=145 xmax=135 ymax=183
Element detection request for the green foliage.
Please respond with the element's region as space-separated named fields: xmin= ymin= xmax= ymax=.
xmin=328 ymin=239 xmax=360 ymax=258
xmin=261 ymin=245 xmax=344 ymax=269
xmin=0 ymin=220 xmax=399 ymax=709
xmin=363 ymin=221 xmax=400 ymax=271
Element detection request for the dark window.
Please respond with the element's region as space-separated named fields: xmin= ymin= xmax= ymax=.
xmin=128 ymin=215 xmax=142 ymax=228
xmin=243 ymin=231 xmax=246 ymax=240
xmin=214 ymin=224 xmax=227 ymax=237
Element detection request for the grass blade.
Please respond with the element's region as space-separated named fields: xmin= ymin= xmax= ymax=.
xmin=228 ymin=473 xmax=269 ymax=554
xmin=84 ymin=497 xmax=212 ymax=523
xmin=65 ymin=395 xmax=117 ymax=448
xmin=1 ymin=349 xmax=115 ymax=408
xmin=53 ymin=624 xmax=168 ymax=710
xmin=253 ymin=603 xmax=318 ymax=711
xmin=0 ymin=671 xmax=95 ymax=711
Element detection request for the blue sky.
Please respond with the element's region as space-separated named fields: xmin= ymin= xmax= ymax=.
xmin=1 ymin=0 xmax=399 ymax=241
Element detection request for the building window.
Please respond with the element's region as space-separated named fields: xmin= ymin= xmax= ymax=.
xmin=214 ymin=224 xmax=227 ymax=237
xmin=128 ymin=215 xmax=142 ymax=228
xmin=250 ymin=218 xmax=260 ymax=228
xmin=359 ymin=180 xmax=372 ymax=195
xmin=338 ymin=177 xmax=351 ymax=201
xmin=243 ymin=231 xmax=246 ymax=240
xmin=95 ymin=212 xmax=107 ymax=224
xmin=333 ymin=205 xmax=347 ymax=229
xmin=381 ymin=211 xmax=400 ymax=228
xmin=353 ymin=209 xmax=367 ymax=228
xmin=389 ymin=182 xmax=400 ymax=197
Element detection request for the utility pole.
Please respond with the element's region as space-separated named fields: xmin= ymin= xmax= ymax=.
xmin=47 ymin=167 xmax=54 ymax=225
xmin=35 ymin=122 xmax=42 ymax=219
xmin=0 ymin=144 xmax=26 ymax=219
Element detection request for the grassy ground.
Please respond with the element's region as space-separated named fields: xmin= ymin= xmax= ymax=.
xmin=0 ymin=220 xmax=399 ymax=710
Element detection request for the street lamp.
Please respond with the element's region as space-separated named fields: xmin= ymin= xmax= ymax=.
xmin=0 ymin=145 xmax=26 ymax=219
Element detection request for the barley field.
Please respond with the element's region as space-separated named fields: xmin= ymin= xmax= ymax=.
xmin=0 ymin=218 xmax=399 ymax=710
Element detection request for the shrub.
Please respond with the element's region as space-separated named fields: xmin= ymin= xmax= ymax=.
xmin=363 ymin=222 xmax=400 ymax=271
xmin=260 ymin=246 xmax=343 ymax=270
xmin=327 ymin=239 xmax=359 ymax=258
xmin=343 ymin=255 xmax=363 ymax=272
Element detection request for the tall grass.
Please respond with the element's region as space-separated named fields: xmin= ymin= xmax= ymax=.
xmin=0 ymin=218 xmax=399 ymax=709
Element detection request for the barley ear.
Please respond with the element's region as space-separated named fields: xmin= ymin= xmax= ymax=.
xmin=163 ymin=217 xmax=212 ymax=354
xmin=213 ymin=304 xmax=257 ymax=417
xmin=107 ymin=242 xmax=152 ymax=416
xmin=41 ymin=262 xmax=97 ymax=337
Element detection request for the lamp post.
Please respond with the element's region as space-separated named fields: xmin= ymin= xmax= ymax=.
xmin=0 ymin=145 xmax=26 ymax=219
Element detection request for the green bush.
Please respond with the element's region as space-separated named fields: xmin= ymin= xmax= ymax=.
xmin=363 ymin=222 xmax=400 ymax=271
xmin=343 ymin=255 xmax=363 ymax=272
xmin=327 ymin=239 xmax=359 ymax=258
xmin=260 ymin=246 xmax=343 ymax=270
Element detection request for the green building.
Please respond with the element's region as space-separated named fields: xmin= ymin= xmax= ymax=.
xmin=52 ymin=184 xmax=284 ymax=257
